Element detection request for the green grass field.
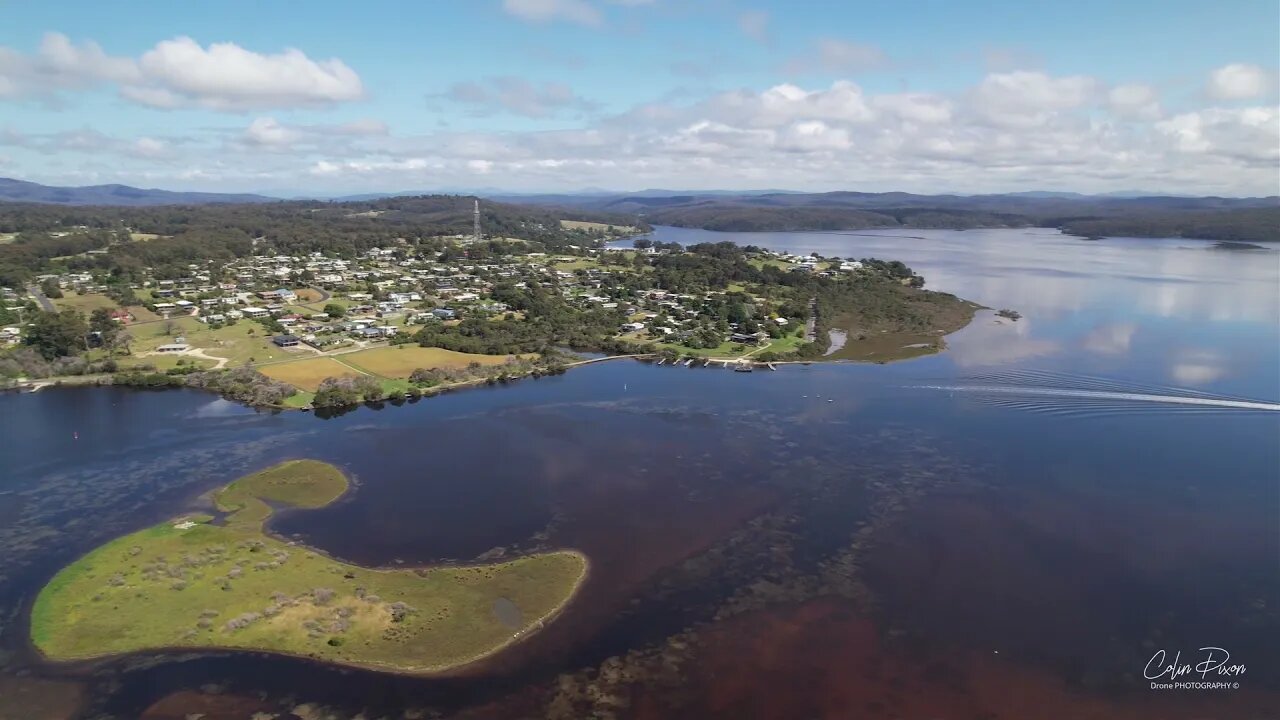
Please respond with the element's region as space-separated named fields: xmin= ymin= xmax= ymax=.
xmin=52 ymin=293 xmax=120 ymax=315
xmin=559 ymin=220 xmax=639 ymax=233
xmin=619 ymin=328 xmax=806 ymax=360
xmin=546 ymin=258 xmax=600 ymax=271
xmin=131 ymin=318 xmax=285 ymax=366
xmin=116 ymin=354 xmax=216 ymax=372
xmin=342 ymin=346 xmax=526 ymax=379
xmin=258 ymin=357 xmax=360 ymax=391
xmin=30 ymin=460 xmax=588 ymax=674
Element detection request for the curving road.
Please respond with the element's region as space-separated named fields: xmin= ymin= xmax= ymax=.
xmin=26 ymin=285 xmax=55 ymax=312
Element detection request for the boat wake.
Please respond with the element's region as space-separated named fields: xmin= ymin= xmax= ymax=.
xmin=911 ymin=369 xmax=1280 ymax=418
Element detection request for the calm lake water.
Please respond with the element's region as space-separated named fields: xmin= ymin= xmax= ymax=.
xmin=1 ymin=227 xmax=1277 ymax=719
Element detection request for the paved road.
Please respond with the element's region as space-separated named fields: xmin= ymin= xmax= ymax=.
xmin=26 ymin=285 xmax=55 ymax=312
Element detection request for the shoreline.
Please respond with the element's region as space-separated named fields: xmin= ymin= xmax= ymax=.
xmin=29 ymin=459 xmax=595 ymax=678
xmin=2 ymin=308 xmax=985 ymax=408
xmin=30 ymin=549 xmax=593 ymax=678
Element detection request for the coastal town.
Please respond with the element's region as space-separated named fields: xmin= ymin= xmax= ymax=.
xmin=0 ymin=211 xmax=938 ymax=408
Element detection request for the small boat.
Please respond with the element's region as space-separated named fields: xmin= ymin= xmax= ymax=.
xmin=734 ymin=362 xmax=754 ymax=373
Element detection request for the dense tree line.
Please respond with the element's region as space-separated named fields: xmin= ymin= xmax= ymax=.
xmin=629 ymin=197 xmax=1279 ymax=242
xmin=1057 ymin=208 xmax=1280 ymax=242
xmin=0 ymin=195 xmax=649 ymax=285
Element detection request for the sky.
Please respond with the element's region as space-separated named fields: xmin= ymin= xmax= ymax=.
xmin=0 ymin=0 xmax=1277 ymax=196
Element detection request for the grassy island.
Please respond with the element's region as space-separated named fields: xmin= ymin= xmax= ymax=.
xmin=30 ymin=460 xmax=588 ymax=674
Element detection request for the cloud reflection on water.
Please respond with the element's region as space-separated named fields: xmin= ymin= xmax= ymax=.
xmin=944 ymin=314 xmax=1062 ymax=368
xmin=1169 ymin=348 xmax=1231 ymax=385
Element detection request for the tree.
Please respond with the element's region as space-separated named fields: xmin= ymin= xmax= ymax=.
xmin=89 ymin=308 xmax=120 ymax=352
xmin=112 ymin=330 xmax=134 ymax=355
xmin=40 ymin=278 xmax=63 ymax=299
xmin=323 ymin=303 xmax=346 ymax=318
xmin=352 ymin=375 xmax=382 ymax=401
xmin=313 ymin=377 xmax=360 ymax=408
xmin=26 ymin=309 xmax=88 ymax=359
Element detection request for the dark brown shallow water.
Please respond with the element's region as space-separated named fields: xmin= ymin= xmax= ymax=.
xmin=2 ymin=229 xmax=1278 ymax=719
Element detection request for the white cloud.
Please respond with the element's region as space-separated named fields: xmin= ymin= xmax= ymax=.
xmin=132 ymin=137 xmax=171 ymax=158
xmin=131 ymin=37 xmax=363 ymax=110
xmin=1207 ymin=63 xmax=1271 ymax=100
xmin=1157 ymin=107 xmax=1279 ymax=164
xmin=8 ymin=66 xmax=1279 ymax=196
xmin=704 ymin=81 xmax=874 ymax=128
xmin=777 ymin=120 xmax=851 ymax=152
xmin=242 ymin=117 xmax=301 ymax=147
xmin=0 ymin=33 xmax=136 ymax=100
xmin=663 ymin=121 xmax=774 ymax=156
xmin=0 ymin=32 xmax=363 ymax=111
xmin=872 ymin=93 xmax=953 ymax=124
xmin=233 ymin=117 xmax=392 ymax=153
xmin=502 ymin=0 xmax=603 ymax=26
xmin=970 ymin=71 xmax=1098 ymax=127
xmin=309 ymin=159 xmax=341 ymax=176
xmin=1108 ymin=84 xmax=1161 ymax=120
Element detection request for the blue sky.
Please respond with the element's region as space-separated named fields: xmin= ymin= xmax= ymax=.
xmin=0 ymin=0 xmax=1276 ymax=195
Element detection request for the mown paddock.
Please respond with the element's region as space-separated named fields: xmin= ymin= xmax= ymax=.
xmin=259 ymin=357 xmax=361 ymax=391
xmin=341 ymin=346 xmax=529 ymax=379
xmin=53 ymin=293 xmax=120 ymax=314
xmin=559 ymin=220 xmax=639 ymax=233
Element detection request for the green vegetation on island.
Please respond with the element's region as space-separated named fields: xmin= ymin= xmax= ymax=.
xmin=30 ymin=460 xmax=588 ymax=674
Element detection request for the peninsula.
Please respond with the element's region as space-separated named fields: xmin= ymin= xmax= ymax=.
xmin=0 ymin=196 xmax=980 ymax=406
xmin=30 ymin=460 xmax=588 ymax=673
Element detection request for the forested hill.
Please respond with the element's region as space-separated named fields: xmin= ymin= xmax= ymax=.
xmin=0 ymin=195 xmax=648 ymax=287
xmin=0 ymin=178 xmax=276 ymax=206
xmin=511 ymin=190 xmax=1280 ymax=242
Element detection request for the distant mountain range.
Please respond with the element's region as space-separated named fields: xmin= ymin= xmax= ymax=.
xmin=0 ymin=177 xmax=1275 ymax=242
xmin=0 ymin=178 xmax=276 ymax=206
xmin=4 ymin=177 xmax=1253 ymax=208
